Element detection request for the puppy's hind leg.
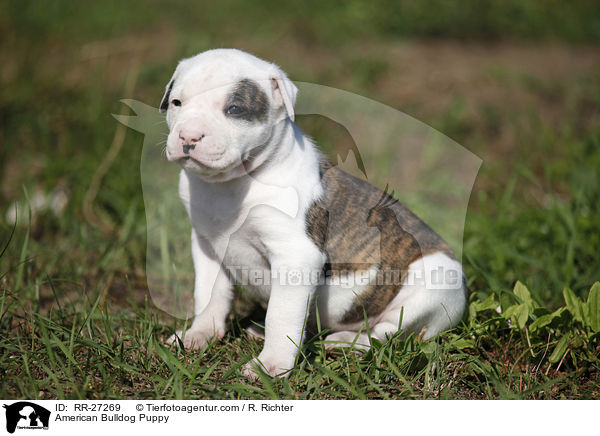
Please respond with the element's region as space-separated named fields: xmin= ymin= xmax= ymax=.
xmin=380 ymin=252 xmax=467 ymax=341
xmin=324 ymin=330 xmax=371 ymax=350
xmin=325 ymin=252 xmax=467 ymax=350
xmin=322 ymin=310 xmax=430 ymax=350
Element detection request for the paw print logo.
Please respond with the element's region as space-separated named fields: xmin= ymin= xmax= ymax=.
xmin=287 ymin=270 xmax=304 ymax=286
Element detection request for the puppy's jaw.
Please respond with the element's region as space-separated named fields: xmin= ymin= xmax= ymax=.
xmin=173 ymin=153 xmax=244 ymax=180
xmin=171 ymin=142 xmax=274 ymax=182
xmin=167 ymin=150 xmax=227 ymax=167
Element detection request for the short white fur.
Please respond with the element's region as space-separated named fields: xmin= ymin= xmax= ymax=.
xmin=162 ymin=49 xmax=467 ymax=378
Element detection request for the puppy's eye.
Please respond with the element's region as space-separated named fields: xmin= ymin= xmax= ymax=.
xmin=226 ymin=105 xmax=245 ymax=115
xmin=171 ymin=99 xmax=182 ymax=107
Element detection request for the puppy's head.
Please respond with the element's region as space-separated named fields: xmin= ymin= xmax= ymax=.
xmin=160 ymin=49 xmax=297 ymax=182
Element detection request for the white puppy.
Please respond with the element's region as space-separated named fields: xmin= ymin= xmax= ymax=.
xmin=161 ymin=49 xmax=467 ymax=378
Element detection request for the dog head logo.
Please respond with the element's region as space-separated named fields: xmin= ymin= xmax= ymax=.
xmin=116 ymin=80 xmax=481 ymax=319
xmin=3 ymin=402 xmax=50 ymax=433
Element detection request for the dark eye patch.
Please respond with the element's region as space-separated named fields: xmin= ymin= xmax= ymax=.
xmin=223 ymin=79 xmax=269 ymax=122
xmin=226 ymin=105 xmax=244 ymax=115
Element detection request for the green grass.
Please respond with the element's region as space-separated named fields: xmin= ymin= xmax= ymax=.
xmin=1 ymin=1 xmax=600 ymax=399
xmin=1 ymin=276 xmax=598 ymax=399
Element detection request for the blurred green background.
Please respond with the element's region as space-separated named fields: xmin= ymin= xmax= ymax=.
xmin=1 ymin=0 xmax=599 ymax=310
xmin=1 ymin=0 xmax=600 ymax=401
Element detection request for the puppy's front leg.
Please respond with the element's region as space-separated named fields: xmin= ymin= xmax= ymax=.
xmin=169 ymin=229 xmax=233 ymax=350
xmin=244 ymin=241 xmax=324 ymax=378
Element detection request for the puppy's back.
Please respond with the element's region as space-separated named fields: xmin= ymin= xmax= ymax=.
xmin=306 ymin=159 xmax=455 ymax=322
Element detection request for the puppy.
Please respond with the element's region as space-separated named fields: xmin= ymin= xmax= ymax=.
xmin=161 ymin=49 xmax=467 ymax=378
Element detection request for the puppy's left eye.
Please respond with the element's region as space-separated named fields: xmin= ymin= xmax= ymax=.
xmin=226 ymin=105 xmax=245 ymax=115
xmin=171 ymin=99 xmax=182 ymax=107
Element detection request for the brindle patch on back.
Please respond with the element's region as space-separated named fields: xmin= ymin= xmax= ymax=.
xmin=305 ymin=158 xmax=455 ymax=325
xmin=224 ymin=78 xmax=269 ymax=122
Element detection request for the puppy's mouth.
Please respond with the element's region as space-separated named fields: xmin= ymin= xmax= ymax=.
xmin=168 ymin=143 xmax=268 ymax=182
xmin=176 ymin=147 xmax=265 ymax=174
xmin=177 ymin=155 xmax=222 ymax=168
xmin=172 ymin=151 xmax=227 ymax=169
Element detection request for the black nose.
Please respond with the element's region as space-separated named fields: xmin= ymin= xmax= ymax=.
xmin=183 ymin=144 xmax=195 ymax=154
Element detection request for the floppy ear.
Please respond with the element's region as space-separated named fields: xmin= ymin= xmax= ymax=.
xmin=269 ymin=66 xmax=298 ymax=122
xmin=159 ymin=77 xmax=175 ymax=113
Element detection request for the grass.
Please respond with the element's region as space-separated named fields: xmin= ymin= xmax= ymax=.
xmin=1 ymin=1 xmax=600 ymax=399
xmin=1 ymin=278 xmax=598 ymax=399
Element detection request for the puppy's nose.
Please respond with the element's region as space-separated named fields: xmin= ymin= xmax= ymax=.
xmin=178 ymin=127 xmax=205 ymax=149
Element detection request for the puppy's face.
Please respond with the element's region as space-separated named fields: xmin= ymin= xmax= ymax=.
xmin=160 ymin=49 xmax=297 ymax=182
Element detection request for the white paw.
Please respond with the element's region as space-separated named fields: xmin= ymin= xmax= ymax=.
xmin=166 ymin=330 xmax=183 ymax=346
xmin=324 ymin=331 xmax=370 ymax=351
xmin=245 ymin=324 xmax=265 ymax=340
xmin=167 ymin=327 xmax=224 ymax=350
xmin=242 ymin=355 xmax=294 ymax=379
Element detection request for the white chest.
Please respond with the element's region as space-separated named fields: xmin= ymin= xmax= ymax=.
xmin=222 ymin=230 xmax=272 ymax=300
xmin=180 ymin=169 xmax=305 ymax=301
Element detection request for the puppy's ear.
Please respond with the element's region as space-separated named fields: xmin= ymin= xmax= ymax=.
xmin=159 ymin=78 xmax=175 ymax=113
xmin=269 ymin=66 xmax=298 ymax=122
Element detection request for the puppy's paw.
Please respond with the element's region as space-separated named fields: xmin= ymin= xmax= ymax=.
xmin=324 ymin=331 xmax=370 ymax=351
xmin=166 ymin=330 xmax=183 ymax=346
xmin=242 ymin=355 xmax=293 ymax=379
xmin=167 ymin=327 xmax=224 ymax=350
xmin=245 ymin=324 xmax=265 ymax=340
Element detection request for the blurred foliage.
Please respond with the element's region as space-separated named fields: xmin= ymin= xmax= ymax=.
xmin=2 ymin=0 xmax=600 ymax=46
xmin=1 ymin=0 xmax=600 ymax=304
xmin=1 ymin=0 xmax=600 ymax=399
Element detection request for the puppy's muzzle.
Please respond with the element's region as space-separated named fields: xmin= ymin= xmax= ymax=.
xmin=173 ymin=125 xmax=225 ymax=163
xmin=179 ymin=127 xmax=205 ymax=154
